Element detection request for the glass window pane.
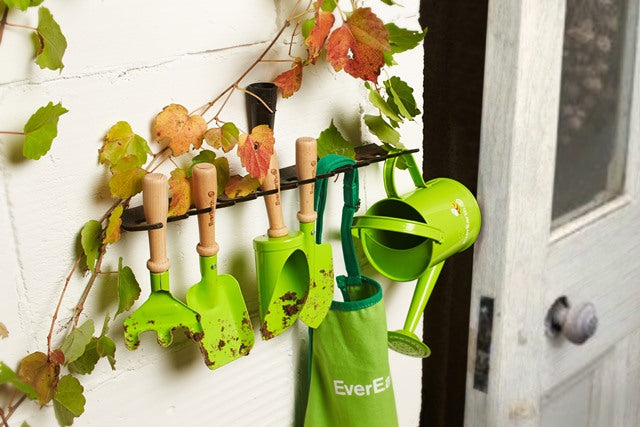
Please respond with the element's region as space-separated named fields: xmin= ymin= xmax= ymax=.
xmin=552 ymin=0 xmax=638 ymax=227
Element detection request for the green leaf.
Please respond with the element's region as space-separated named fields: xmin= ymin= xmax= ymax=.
xmin=99 ymin=122 xmax=150 ymax=170
xmin=187 ymin=150 xmax=216 ymax=177
xmin=302 ymin=18 xmax=315 ymax=39
xmin=21 ymin=422 xmax=31 ymax=427
xmin=67 ymin=338 xmax=99 ymax=375
xmin=386 ymin=24 xmax=427 ymax=54
xmin=60 ymin=320 xmax=94 ymax=364
xmin=116 ymin=258 xmax=141 ymax=317
xmin=32 ymin=7 xmax=67 ymax=71
xmin=53 ymin=375 xmax=85 ymax=427
xmin=366 ymin=82 xmax=402 ymax=123
xmin=384 ymin=76 xmax=420 ymax=120
xmin=364 ymin=114 xmax=403 ymax=148
xmin=22 ymin=102 xmax=68 ymax=160
xmin=317 ymin=120 xmax=356 ymax=159
xmin=96 ymin=336 xmax=116 ymax=370
xmin=319 ymin=0 xmax=336 ymax=12
xmin=3 ymin=0 xmax=42 ymax=10
xmin=379 ymin=0 xmax=401 ymax=5
xmin=80 ymin=220 xmax=101 ymax=272
xmin=213 ymin=157 xmax=230 ymax=194
xmin=0 ymin=362 xmax=39 ymax=400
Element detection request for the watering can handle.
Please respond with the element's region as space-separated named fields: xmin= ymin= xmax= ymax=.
xmin=262 ymin=153 xmax=289 ymax=238
xmin=296 ymin=137 xmax=317 ymax=224
xmin=192 ymin=163 xmax=220 ymax=257
xmin=351 ymin=215 xmax=445 ymax=244
xmin=143 ymin=173 xmax=170 ymax=274
xmin=384 ymin=152 xmax=428 ymax=199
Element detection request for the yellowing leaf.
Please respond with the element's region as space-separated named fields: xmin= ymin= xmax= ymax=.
xmin=116 ymin=258 xmax=141 ymax=317
xmin=103 ymin=205 xmax=123 ymax=244
xmin=305 ymin=7 xmax=335 ymax=64
xmin=168 ymin=168 xmax=191 ymax=217
xmin=53 ymin=375 xmax=85 ymax=426
xmin=99 ymin=122 xmax=150 ymax=170
xmin=237 ymin=125 xmax=275 ymax=181
xmin=204 ymin=123 xmax=239 ymax=153
xmin=109 ymin=164 xmax=146 ymax=199
xmin=225 ymin=175 xmax=260 ymax=199
xmin=22 ymin=102 xmax=68 ymax=160
xmin=326 ymin=7 xmax=390 ymax=82
xmin=0 ymin=362 xmax=38 ymax=401
xmin=317 ymin=120 xmax=355 ymax=159
xmin=60 ymin=319 xmax=95 ymax=364
xmin=152 ymin=104 xmax=207 ymax=156
xmin=0 ymin=322 xmax=8 ymax=339
xmin=32 ymin=7 xmax=67 ymax=71
xmin=274 ymin=58 xmax=303 ymax=98
xmin=18 ymin=351 xmax=59 ymax=405
xmin=80 ymin=220 xmax=101 ymax=272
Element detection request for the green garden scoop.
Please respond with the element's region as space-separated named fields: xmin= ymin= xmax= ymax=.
xmin=186 ymin=163 xmax=254 ymax=369
xmin=124 ymin=173 xmax=203 ymax=349
xmin=254 ymin=153 xmax=309 ymax=339
xmin=296 ymin=137 xmax=334 ymax=328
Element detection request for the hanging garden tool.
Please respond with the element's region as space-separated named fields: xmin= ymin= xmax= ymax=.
xmin=123 ymin=173 xmax=203 ymax=349
xmin=352 ymin=152 xmax=481 ymax=357
xmin=253 ymin=153 xmax=309 ymax=339
xmin=296 ymin=137 xmax=334 ymax=328
xmin=186 ymin=163 xmax=254 ymax=369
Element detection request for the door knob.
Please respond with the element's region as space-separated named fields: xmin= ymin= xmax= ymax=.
xmin=545 ymin=296 xmax=598 ymax=344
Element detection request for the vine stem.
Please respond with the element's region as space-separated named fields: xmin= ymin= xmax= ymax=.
xmin=4 ymin=22 xmax=37 ymax=31
xmin=0 ymin=131 xmax=24 ymax=135
xmin=0 ymin=394 xmax=27 ymax=427
xmin=0 ymin=407 xmax=8 ymax=427
xmin=47 ymin=254 xmax=82 ymax=356
xmin=72 ymin=244 xmax=107 ymax=328
xmin=0 ymin=5 xmax=8 ymax=48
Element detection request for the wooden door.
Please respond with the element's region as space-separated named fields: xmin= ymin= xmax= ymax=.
xmin=465 ymin=0 xmax=640 ymax=425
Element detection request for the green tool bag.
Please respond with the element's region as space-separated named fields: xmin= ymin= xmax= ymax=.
xmin=303 ymin=155 xmax=398 ymax=427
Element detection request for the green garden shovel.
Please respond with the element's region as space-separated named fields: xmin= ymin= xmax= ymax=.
xmin=124 ymin=173 xmax=203 ymax=349
xmin=186 ymin=163 xmax=255 ymax=369
xmin=296 ymin=137 xmax=334 ymax=328
xmin=254 ymin=153 xmax=309 ymax=339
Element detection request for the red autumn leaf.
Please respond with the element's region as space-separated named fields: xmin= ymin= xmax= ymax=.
xmin=237 ymin=125 xmax=275 ymax=181
xmin=326 ymin=7 xmax=390 ymax=83
xmin=274 ymin=59 xmax=304 ymax=98
xmin=305 ymin=8 xmax=335 ymax=64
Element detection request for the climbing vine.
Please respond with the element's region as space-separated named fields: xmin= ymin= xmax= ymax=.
xmin=0 ymin=0 xmax=425 ymax=425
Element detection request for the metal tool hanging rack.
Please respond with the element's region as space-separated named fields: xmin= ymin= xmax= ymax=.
xmin=121 ymin=144 xmax=419 ymax=232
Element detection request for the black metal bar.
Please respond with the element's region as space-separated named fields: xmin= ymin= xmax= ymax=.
xmin=121 ymin=144 xmax=419 ymax=232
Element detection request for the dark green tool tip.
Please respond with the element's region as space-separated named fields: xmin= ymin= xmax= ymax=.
xmin=388 ymin=330 xmax=431 ymax=358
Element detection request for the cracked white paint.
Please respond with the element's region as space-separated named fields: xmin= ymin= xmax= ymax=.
xmin=0 ymin=1 xmax=425 ymax=426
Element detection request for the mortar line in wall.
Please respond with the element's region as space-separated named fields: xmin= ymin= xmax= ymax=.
xmin=0 ymin=159 xmax=37 ymax=346
xmin=0 ymin=36 xmax=277 ymax=90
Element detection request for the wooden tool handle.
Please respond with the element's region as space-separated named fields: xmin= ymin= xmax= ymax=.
xmin=192 ymin=163 xmax=220 ymax=257
xmin=296 ymin=137 xmax=317 ymax=223
xmin=143 ymin=173 xmax=170 ymax=273
xmin=262 ymin=153 xmax=289 ymax=238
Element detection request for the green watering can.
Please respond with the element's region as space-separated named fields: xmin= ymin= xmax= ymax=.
xmin=124 ymin=173 xmax=203 ymax=349
xmin=186 ymin=163 xmax=254 ymax=369
xmin=352 ymin=153 xmax=481 ymax=357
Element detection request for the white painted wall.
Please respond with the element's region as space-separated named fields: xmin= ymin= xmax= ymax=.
xmin=0 ymin=1 xmax=424 ymax=425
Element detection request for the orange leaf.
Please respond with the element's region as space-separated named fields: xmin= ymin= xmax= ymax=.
xmin=152 ymin=104 xmax=207 ymax=156
xmin=274 ymin=59 xmax=304 ymax=98
xmin=237 ymin=125 xmax=275 ymax=181
xmin=168 ymin=168 xmax=192 ymax=216
xmin=18 ymin=351 xmax=59 ymax=405
xmin=225 ymin=174 xmax=260 ymax=199
xmin=326 ymin=7 xmax=390 ymax=83
xmin=103 ymin=205 xmax=124 ymax=244
xmin=305 ymin=9 xmax=335 ymax=64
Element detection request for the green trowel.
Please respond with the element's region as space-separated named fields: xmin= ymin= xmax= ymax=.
xmin=186 ymin=163 xmax=254 ymax=369
xmin=254 ymin=153 xmax=309 ymax=339
xmin=295 ymin=137 xmax=334 ymax=328
xmin=123 ymin=173 xmax=203 ymax=349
